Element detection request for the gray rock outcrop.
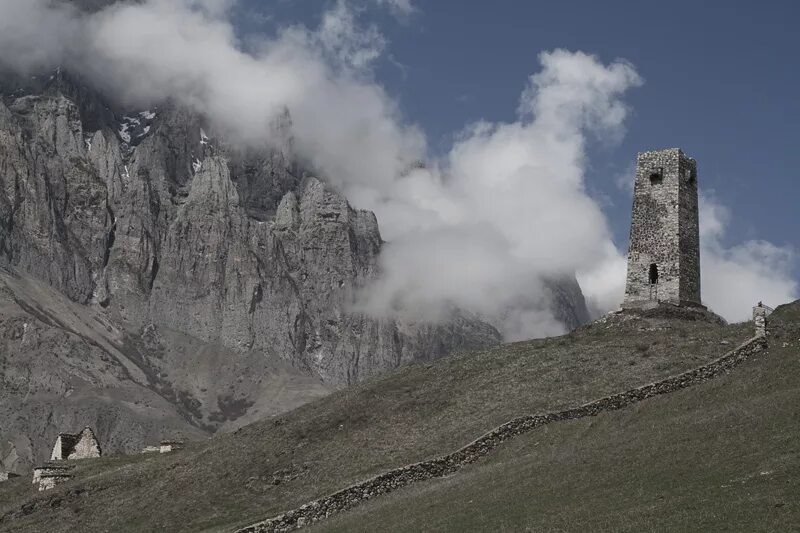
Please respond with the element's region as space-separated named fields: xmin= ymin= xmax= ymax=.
xmin=0 ymin=70 xmax=501 ymax=386
xmin=0 ymin=69 xmax=590 ymax=470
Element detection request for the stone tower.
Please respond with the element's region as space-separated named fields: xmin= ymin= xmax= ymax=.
xmin=623 ymin=148 xmax=701 ymax=308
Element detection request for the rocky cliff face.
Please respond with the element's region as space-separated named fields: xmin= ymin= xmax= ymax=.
xmin=546 ymin=275 xmax=591 ymax=331
xmin=0 ymin=70 xmax=501 ymax=385
xmin=0 ymin=70 xmax=590 ymax=470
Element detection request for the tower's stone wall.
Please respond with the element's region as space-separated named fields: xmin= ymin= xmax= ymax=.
xmin=624 ymin=148 xmax=701 ymax=307
xmin=677 ymin=153 xmax=701 ymax=303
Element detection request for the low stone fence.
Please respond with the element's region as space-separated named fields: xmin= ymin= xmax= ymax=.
xmin=236 ymin=334 xmax=767 ymax=533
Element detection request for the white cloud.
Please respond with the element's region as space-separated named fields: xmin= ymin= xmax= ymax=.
xmin=614 ymin=161 xmax=636 ymax=193
xmin=0 ymin=0 xmax=80 ymax=73
xmin=699 ymin=194 xmax=797 ymax=322
xmin=2 ymin=0 xmax=789 ymax=338
xmin=314 ymin=0 xmax=387 ymax=70
xmin=0 ymin=0 xmax=642 ymax=339
xmin=577 ymin=242 xmax=628 ymax=318
xmin=372 ymin=0 xmax=415 ymax=17
xmin=187 ymin=0 xmax=236 ymax=17
xmin=358 ymin=51 xmax=642 ymax=339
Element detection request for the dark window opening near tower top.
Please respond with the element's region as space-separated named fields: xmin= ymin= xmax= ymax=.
xmin=649 ymin=167 xmax=663 ymax=185
xmin=649 ymin=263 xmax=659 ymax=285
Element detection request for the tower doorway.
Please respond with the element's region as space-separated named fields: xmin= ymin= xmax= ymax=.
xmin=649 ymin=263 xmax=659 ymax=285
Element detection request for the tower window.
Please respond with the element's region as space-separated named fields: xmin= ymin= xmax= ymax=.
xmin=649 ymin=263 xmax=659 ymax=285
xmin=649 ymin=167 xmax=663 ymax=185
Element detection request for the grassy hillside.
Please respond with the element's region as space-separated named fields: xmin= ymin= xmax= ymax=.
xmin=314 ymin=303 xmax=800 ymax=532
xmin=0 ymin=307 xmax=765 ymax=532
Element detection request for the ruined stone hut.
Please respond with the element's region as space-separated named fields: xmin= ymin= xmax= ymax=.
xmin=50 ymin=427 xmax=101 ymax=461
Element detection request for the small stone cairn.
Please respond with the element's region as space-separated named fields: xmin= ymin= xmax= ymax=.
xmin=753 ymin=301 xmax=772 ymax=338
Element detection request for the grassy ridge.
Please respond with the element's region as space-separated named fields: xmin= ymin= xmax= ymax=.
xmin=0 ymin=309 xmax=756 ymax=532
xmin=313 ymin=303 xmax=800 ymax=532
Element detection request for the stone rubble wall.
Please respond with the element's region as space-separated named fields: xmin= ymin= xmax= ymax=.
xmin=236 ymin=333 xmax=767 ymax=533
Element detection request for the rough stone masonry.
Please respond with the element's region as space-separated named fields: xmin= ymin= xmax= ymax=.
xmin=624 ymin=148 xmax=701 ymax=307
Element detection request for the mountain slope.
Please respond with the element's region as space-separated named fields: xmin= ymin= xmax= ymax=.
xmin=0 ymin=305 xmax=763 ymax=532
xmin=0 ymin=66 xmax=597 ymax=481
xmin=315 ymin=304 xmax=800 ymax=532
xmin=0 ymin=268 xmax=330 ymax=472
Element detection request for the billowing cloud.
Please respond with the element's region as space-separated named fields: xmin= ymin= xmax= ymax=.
xmin=1 ymin=0 xmax=788 ymax=337
xmin=360 ymin=51 xmax=642 ymax=339
xmin=314 ymin=0 xmax=387 ymax=70
xmin=699 ymin=194 xmax=797 ymax=322
xmin=0 ymin=0 xmax=641 ymax=339
xmin=577 ymin=243 xmax=628 ymax=318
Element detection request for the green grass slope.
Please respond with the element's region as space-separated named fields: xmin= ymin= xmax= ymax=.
xmin=0 ymin=307 xmax=762 ymax=532
xmin=314 ymin=303 xmax=800 ymax=532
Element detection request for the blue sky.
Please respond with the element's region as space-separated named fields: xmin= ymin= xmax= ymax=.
xmin=236 ymin=0 xmax=798 ymax=263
